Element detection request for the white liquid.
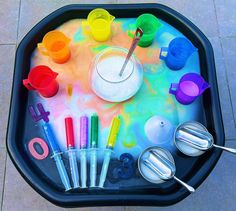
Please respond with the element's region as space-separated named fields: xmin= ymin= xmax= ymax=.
xmin=175 ymin=123 xmax=207 ymax=157
xmin=91 ymin=55 xmax=143 ymax=102
xmin=97 ymin=56 xmax=133 ymax=82
xmin=139 ymin=148 xmax=174 ymax=184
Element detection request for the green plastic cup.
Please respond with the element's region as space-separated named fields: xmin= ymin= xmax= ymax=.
xmin=135 ymin=14 xmax=161 ymax=47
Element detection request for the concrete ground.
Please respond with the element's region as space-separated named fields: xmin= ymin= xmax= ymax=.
xmin=0 ymin=0 xmax=236 ymax=210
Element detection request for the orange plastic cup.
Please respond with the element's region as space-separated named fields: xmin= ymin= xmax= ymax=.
xmin=37 ymin=31 xmax=71 ymax=64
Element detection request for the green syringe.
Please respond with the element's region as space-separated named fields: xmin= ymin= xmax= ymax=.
xmin=90 ymin=114 xmax=99 ymax=187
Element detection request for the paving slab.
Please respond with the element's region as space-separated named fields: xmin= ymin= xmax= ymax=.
xmin=0 ymin=0 xmax=20 ymax=44
xmin=214 ymin=0 xmax=236 ymax=37
xmin=0 ymin=45 xmax=16 ymax=149
xmin=221 ymin=37 xmax=236 ymax=129
xmin=209 ymin=37 xmax=236 ymax=140
xmin=0 ymin=148 xmax=7 ymax=210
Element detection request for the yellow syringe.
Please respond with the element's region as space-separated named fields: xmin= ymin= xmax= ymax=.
xmin=99 ymin=116 xmax=121 ymax=187
xmin=107 ymin=116 xmax=121 ymax=149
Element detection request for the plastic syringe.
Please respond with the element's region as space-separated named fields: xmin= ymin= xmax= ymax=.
xmin=90 ymin=115 xmax=99 ymax=187
xmin=42 ymin=123 xmax=71 ymax=191
xmin=65 ymin=117 xmax=80 ymax=188
xmin=99 ymin=116 xmax=121 ymax=188
xmin=80 ymin=116 xmax=88 ymax=188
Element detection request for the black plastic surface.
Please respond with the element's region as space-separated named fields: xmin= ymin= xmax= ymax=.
xmin=7 ymin=4 xmax=224 ymax=207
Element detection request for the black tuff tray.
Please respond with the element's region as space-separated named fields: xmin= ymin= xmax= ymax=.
xmin=7 ymin=3 xmax=224 ymax=207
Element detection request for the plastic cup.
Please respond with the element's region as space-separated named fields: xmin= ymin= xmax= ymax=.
xmin=82 ymin=8 xmax=115 ymax=42
xmin=129 ymin=14 xmax=161 ymax=47
xmin=160 ymin=37 xmax=196 ymax=70
xmin=37 ymin=30 xmax=71 ymax=64
xmin=23 ymin=65 xmax=59 ymax=98
xmin=169 ymin=73 xmax=210 ymax=105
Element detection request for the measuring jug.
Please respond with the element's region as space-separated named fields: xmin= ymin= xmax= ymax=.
xmin=37 ymin=30 xmax=71 ymax=64
xmin=169 ymin=73 xmax=210 ymax=105
xmin=82 ymin=8 xmax=115 ymax=42
xmin=128 ymin=14 xmax=161 ymax=47
xmin=160 ymin=37 xmax=196 ymax=70
xmin=23 ymin=65 xmax=59 ymax=98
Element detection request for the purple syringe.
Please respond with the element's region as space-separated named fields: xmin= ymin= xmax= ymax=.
xmin=80 ymin=116 xmax=88 ymax=188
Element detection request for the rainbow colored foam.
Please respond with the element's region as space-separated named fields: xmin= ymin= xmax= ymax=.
xmin=30 ymin=18 xmax=203 ymax=159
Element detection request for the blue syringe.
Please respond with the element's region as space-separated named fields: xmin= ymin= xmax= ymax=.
xmin=42 ymin=123 xmax=71 ymax=191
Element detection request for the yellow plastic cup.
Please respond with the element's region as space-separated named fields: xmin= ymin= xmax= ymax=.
xmin=37 ymin=30 xmax=71 ymax=64
xmin=82 ymin=8 xmax=115 ymax=42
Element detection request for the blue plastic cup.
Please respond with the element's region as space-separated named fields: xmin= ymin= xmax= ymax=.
xmin=160 ymin=37 xmax=196 ymax=70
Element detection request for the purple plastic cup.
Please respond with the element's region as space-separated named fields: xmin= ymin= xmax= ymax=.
xmin=169 ymin=73 xmax=210 ymax=105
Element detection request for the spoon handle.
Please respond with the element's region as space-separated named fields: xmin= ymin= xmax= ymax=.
xmin=213 ymin=144 xmax=236 ymax=154
xmin=173 ymin=176 xmax=195 ymax=193
xmin=119 ymin=28 xmax=143 ymax=76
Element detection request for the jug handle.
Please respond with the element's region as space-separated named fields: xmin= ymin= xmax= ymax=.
xmin=169 ymin=83 xmax=178 ymax=95
xmin=23 ymin=79 xmax=35 ymax=90
xmin=52 ymin=71 xmax=58 ymax=78
xmin=82 ymin=21 xmax=90 ymax=35
xmin=110 ymin=15 xmax=115 ymax=22
xmin=160 ymin=47 xmax=168 ymax=60
xmin=37 ymin=43 xmax=49 ymax=56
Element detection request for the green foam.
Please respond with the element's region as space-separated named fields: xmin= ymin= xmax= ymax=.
xmin=92 ymin=45 xmax=109 ymax=53
xmin=74 ymin=28 xmax=85 ymax=42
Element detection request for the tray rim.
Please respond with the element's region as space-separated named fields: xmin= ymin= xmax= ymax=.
xmin=6 ymin=3 xmax=225 ymax=207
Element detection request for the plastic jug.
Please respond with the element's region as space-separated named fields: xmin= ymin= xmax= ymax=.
xmin=160 ymin=37 xmax=196 ymax=70
xmin=37 ymin=30 xmax=71 ymax=64
xmin=23 ymin=65 xmax=59 ymax=98
xmin=169 ymin=73 xmax=210 ymax=105
xmin=128 ymin=14 xmax=161 ymax=47
xmin=82 ymin=8 xmax=115 ymax=42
